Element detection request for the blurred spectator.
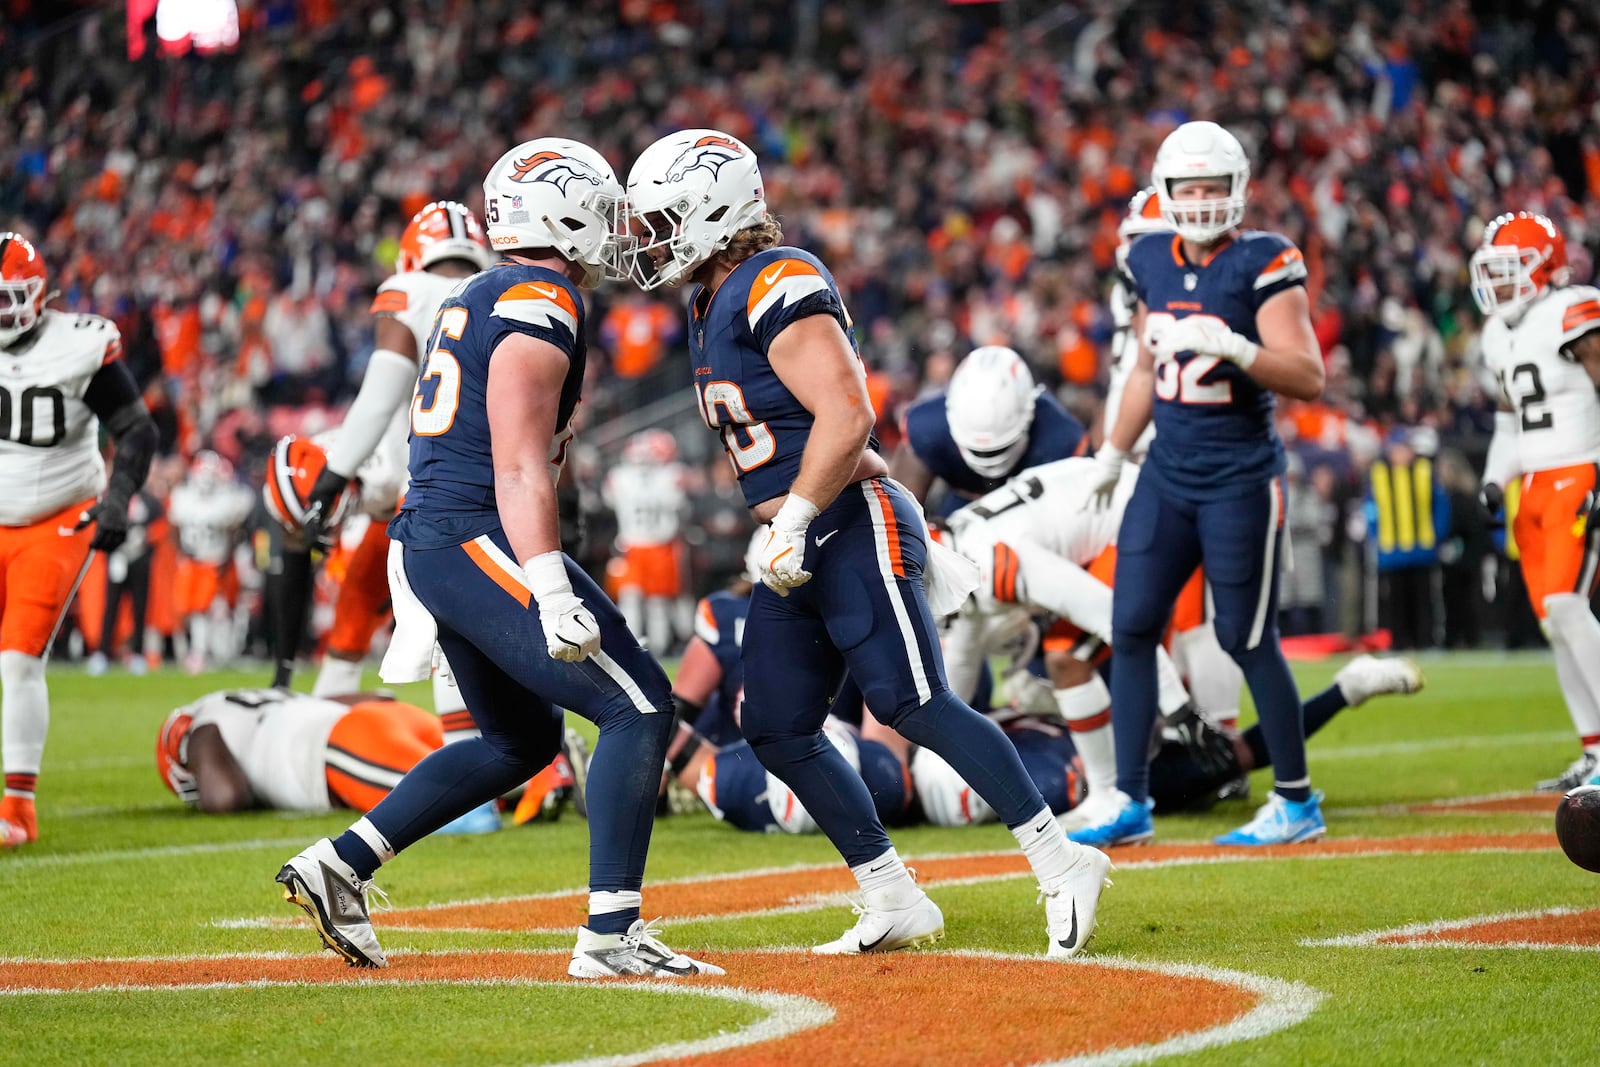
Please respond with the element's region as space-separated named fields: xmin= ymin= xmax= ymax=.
xmin=1435 ymin=449 xmax=1493 ymax=649
xmin=1281 ymin=456 xmax=1325 ymax=636
xmin=1365 ymin=432 xmax=1450 ymax=650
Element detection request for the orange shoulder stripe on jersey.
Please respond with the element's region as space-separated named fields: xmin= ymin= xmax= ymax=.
xmin=370 ymin=290 xmax=409 ymax=315
xmin=101 ymin=337 xmax=122 ymax=366
xmin=462 ymin=540 xmax=532 ymax=608
xmin=1258 ymin=246 xmax=1304 ymax=277
xmin=698 ymin=598 xmax=716 ymax=629
xmin=746 ymin=258 xmax=823 ymax=318
xmin=499 ymin=281 xmax=579 ymax=319
xmin=1562 ymin=300 xmax=1600 ymax=333
xmin=868 ymin=480 xmax=905 ymax=578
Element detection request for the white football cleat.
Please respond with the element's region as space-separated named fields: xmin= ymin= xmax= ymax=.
xmin=1057 ymin=788 xmax=1128 ymax=834
xmin=568 ymin=919 xmax=725 ymax=978
xmin=812 ymin=892 xmax=945 ymax=955
xmin=1538 ymin=751 xmax=1600 ymax=794
xmin=275 ymin=838 xmax=389 ymax=968
xmin=1334 ymin=654 xmax=1424 ymax=708
xmin=1043 ymin=843 xmax=1114 ymax=958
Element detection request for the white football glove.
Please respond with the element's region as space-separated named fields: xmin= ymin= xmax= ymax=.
xmin=1087 ymin=443 xmax=1125 ymax=510
xmin=523 ymin=552 xmax=601 ymax=663
xmin=758 ymin=494 xmax=819 ymax=596
xmin=1145 ymin=316 xmax=1258 ymax=369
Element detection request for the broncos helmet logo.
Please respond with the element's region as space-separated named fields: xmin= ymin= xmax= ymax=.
xmin=664 ymin=135 xmax=747 ymax=183
xmin=508 ymin=151 xmax=604 ymax=194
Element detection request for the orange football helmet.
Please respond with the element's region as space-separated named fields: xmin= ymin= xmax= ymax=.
xmin=1118 ymin=187 xmax=1167 ymax=242
xmin=0 ymin=232 xmax=48 ymax=347
xmin=622 ymin=428 xmax=678 ymax=465
xmin=262 ymin=434 xmax=359 ymax=533
xmin=396 ymin=201 xmax=492 ymax=274
xmin=156 ymin=707 xmax=199 ymax=805
xmin=1470 ymin=211 xmax=1570 ymax=317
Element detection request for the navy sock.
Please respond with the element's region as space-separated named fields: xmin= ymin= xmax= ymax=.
xmin=893 ymin=690 xmax=1045 ymax=828
xmin=361 ymin=737 xmax=539 ymax=864
xmin=1242 ymin=683 xmax=1348 ymax=771
xmin=749 ymin=731 xmax=891 ymax=867
xmin=1109 ymin=629 xmax=1163 ymax=803
xmin=1233 ymin=640 xmax=1310 ymax=802
xmin=587 ymin=907 xmax=640 ymax=935
xmin=584 ymin=703 xmax=675 ymax=893
xmin=332 ymin=833 xmax=382 ymax=881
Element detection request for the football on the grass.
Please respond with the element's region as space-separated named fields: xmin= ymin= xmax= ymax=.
xmin=1555 ymin=785 xmax=1600 ymax=874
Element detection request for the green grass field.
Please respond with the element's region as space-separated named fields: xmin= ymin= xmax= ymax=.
xmin=2 ymin=653 xmax=1597 ymax=1066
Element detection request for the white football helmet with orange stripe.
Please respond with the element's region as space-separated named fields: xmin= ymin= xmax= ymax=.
xmin=911 ymin=745 xmax=995 ymax=827
xmin=1151 ymin=122 xmax=1250 ymax=245
xmin=621 ymin=128 xmax=768 ymax=290
xmin=482 ymin=138 xmax=623 ymax=288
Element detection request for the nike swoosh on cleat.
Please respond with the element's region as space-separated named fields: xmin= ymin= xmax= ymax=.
xmin=1058 ymin=901 xmax=1078 ymax=952
xmin=858 ymin=930 xmax=891 ymax=951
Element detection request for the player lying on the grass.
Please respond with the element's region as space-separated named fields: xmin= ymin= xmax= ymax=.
xmin=155 ymin=688 xmax=585 ymax=819
xmin=278 ymin=137 xmax=721 ymax=979
xmin=0 ymin=233 xmax=159 ymax=849
xmin=623 ymin=128 xmax=1111 ymax=958
xmin=1469 ymin=211 xmax=1600 ymax=793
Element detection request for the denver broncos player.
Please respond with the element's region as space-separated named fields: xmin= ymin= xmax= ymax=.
xmin=890 ymin=345 xmax=1087 ymax=512
xmin=273 ymin=201 xmax=491 ymax=697
xmin=0 ymin=233 xmax=157 ymax=848
xmin=275 ymin=139 xmax=719 ymax=979
xmin=1471 ymin=212 xmax=1600 ymax=791
xmin=622 ymin=128 xmax=1111 ymax=958
xmin=1073 ymin=122 xmax=1327 ymax=848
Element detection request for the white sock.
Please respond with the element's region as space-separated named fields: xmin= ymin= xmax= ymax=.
xmin=588 ymin=889 xmax=642 ymax=927
xmin=646 ymin=598 xmax=672 ymax=655
xmin=432 ymin=663 xmax=481 ymax=744
xmin=0 ymin=652 xmax=47 ymax=796
xmin=618 ymin=586 xmax=644 ymax=644
xmin=1544 ymin=595 xmax=1600 ymax=746
xmin=1055 ymin=676 xmax=1115 ymax=797
xmin=312 ymin=656 xmax=365 ymax=698
xmin=1155 ymin=646 xmax=1194 ymax=719
xmin=852 ymin=846 xmax=921 ymax=908
xmin=1173 ymin=621 xmax=1242 ymax=727
xmin=1011 ymin=805 xmax=1077 ymax=891
xmin=188 ymin=615 xmax=209 ymax=662
xmin=348 ymin=816 xmax=395 ymax=866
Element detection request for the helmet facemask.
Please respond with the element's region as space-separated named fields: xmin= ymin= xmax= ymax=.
xmin=1469 ymin=244 xmax=1555 ymax=319
xmin=1159 ymin=174 xmax=1247 ymax=246
xmin=620 ymin=195 xmax=720 ymax=291
xmin=0 ymin=275 xmax=44 ymax=347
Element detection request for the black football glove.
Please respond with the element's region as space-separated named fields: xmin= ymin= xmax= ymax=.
xmin=1479 ymin=482 xmax=1504 ymax=518
xmin=1162 ymin=702 xmax=1241 ymax=784
xmin=78 ymin=491 xmax=132 ymax=552
xmin=301 ymin=468 xmax=351 ymax=548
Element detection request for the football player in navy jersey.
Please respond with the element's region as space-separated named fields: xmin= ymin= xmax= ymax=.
xmin=1070 ymin=121 xmax=1329 ymax=848
xmin=890 ymin=345 xmax=1088 ymax=512
xmin=276 ymin=138 xmax=721 ymax=979
xmin=620 ymin=128 xmax=1111 ymax=958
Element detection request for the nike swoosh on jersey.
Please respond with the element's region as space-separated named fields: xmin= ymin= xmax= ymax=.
xmin=57 ymin=526 xmax=79 ymax=536
xmin=815 ymin=530 xmax=839 ymax=547
xmin=762 ymin=265 xmax=788 ymax=286
xmin=1555 ymin=478 xmax=1578 ymax=491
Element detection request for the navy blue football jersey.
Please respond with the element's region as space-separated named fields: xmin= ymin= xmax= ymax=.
xmin=687 ymin=246 xmax=875 ymax=508
xmin=1125 ymin=230 xmax=1307 ymax=498
xmin=902 ymin=390 xmax=1088 ymax=501
xmin=692 ymin=589 xmax=748 ymax=746
xmin=390 ymin=263 xmax=586 ymax=548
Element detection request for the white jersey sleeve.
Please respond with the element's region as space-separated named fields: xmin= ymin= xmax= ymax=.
xmin=947 ymin=458 xmax=1133 ymax=565
xmin=0 ymin=310 xmax=115 ymax=526
xmin=186 ymin=689 xmax=347 ymax=812
xmin=608 ymin=462 xmax=687 ymax=547
xmin=1484 ymin=287 xmax=1600 ymax=474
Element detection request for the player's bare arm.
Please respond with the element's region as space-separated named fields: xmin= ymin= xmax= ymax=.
xmin=1246 ymin=286 xmax=1325 ymax=400
xmin=1105 ymin=303 xmax=1156 ymax=453
xmin=755 ymin=314 xmax=886 ymax=523
xmin=186 ymin=724 xmax=254 ymax=814
xmin=486 ymin=332 xmax=569 ymax=564
xmin=887 ymin=439 xmax=935 ymax=501
xmin=1568 ymin=330 xmax=1600 ymax=388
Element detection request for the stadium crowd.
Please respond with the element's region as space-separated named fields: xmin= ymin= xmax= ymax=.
xmin=2 ymin=0 xmax=1598 ymax=661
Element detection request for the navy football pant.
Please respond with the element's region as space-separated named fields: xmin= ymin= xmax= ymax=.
xmin=741 ymin=478 xmax=1046 ymax=865
xmin=1111 ymin=475 xmax=1311 ymax=803
xmin=356 ymin=530 xmax=673 ymax=900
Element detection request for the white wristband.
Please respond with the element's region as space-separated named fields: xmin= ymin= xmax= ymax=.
xmin=521 ymin=551 xmax=574 ymax=603
xmin=773 ymin=493 xmax=820 ymax=531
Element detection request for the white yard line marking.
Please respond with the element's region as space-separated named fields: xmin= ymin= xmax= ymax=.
xmin=1301 ymin=906 xmax=1600 ymax=951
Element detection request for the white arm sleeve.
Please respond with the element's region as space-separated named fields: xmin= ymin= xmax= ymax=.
xmin=325 ymin=348 xmax=417 ymax=479
xmin=1482 ymin=409 xmax=1519 ymax=489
